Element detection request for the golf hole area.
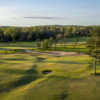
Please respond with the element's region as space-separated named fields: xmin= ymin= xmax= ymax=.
xmin=42 ymin=70 xmax=52 ymax=75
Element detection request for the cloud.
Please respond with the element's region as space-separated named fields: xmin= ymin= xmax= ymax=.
xmin=24 ymin=16 xmax=65 ymax=20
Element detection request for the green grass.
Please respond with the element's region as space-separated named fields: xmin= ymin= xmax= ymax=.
xmin=0 ymin=42 xmax=100 ymax=100
xmin=0 ymin=42 xmax=89 ymax=54
xmin=0 ymin=53 xmax=99 ymax=100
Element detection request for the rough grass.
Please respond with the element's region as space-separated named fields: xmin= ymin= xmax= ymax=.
xmin=0 ymin=42 xmax=100 ymax=100
xmin=0 ymin=42 xmax=89 ymax=54
xmin=0 ymin=51 xmax=100 ymax=100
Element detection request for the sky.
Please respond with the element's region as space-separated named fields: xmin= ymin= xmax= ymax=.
xmin=0 ymin=0 xmax=100 ymax=26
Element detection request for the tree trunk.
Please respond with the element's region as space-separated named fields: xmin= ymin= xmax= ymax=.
xmin=94 ymin=58 xmax=97 ymax=75
xmin=55 ymin=42 xmax=56 ymax=50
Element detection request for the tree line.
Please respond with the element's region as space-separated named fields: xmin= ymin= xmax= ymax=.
xmin=0 ymin=25 xmax=93 ymax=42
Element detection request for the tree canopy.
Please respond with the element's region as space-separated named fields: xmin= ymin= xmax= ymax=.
xmin=0 ymin=25 xmax=92 ymax=42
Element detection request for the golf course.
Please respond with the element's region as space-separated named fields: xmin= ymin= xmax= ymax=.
xmin=1 ymin=0 xmax=100 ymax=99
xmin=0 ymin=41 xmax=100 ymax=100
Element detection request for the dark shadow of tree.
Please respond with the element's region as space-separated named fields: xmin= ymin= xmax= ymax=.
xmin=95 ymin=73 xmax=100 ymax=76
xmin=0 ymin=64 xmax=40 ymax=93
xmin=43 ymin=61 xmax=91 ymax=64
xmin=36 ymin=57 xmax=46 ymax=62
xmin=54 ymin=92 xmax=68 ymax=100
xmin=13 ymin=64 xmax=39 ymax=87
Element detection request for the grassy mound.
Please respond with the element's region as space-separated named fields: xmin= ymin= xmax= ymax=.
xmin=0 ymin=46 xmax=99 ymax=100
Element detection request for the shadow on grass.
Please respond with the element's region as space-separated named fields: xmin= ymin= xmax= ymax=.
xmin=13 ymin=65 xmax=39 ymax=87
xmin=1 ymin=58 xmax=26 ymax=61
xmin=0 ymin=65 xmax=40 ymax=93
xmin=36 ymin=57 xmax=46 ymax=62
xmin=1 ymin=69 xmax=26 ymax=74
xmin=95 ymin=73 xmax=100 ymax=76
xmin=54 ymin=92 xmax=68 ymax=100
xmin=43 ymin=61 xmax=91 ymax=64
xmin=91 ymin=73 xmax=100 ymax=77
xmin=48 ymin=75 xmax=68 ymax=100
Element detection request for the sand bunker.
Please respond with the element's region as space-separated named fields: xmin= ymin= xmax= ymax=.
xmin=42 ymin=70 xmax=52 ymax=74
xmin=37 ymin=51 xmax=85 ymax=56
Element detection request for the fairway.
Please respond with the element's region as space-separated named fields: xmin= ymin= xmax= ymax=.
xmin=0 ymin=45 xmax=100 ymax=100
xmin=0 ymin=0 xmax=100 ymax=99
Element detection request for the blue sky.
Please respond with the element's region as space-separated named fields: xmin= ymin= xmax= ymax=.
xmin=0 ymin=0 xmax=100 ymax=26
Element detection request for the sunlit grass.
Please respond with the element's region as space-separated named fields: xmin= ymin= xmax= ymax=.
xmin=0 ymin=42 xmax=99 ymax=100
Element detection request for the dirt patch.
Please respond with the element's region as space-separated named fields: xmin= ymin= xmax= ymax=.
xmin=49 ymin=51 xmax=78 ymax=56
xmin=37 ymin=51 xmax=86 ymax=56
xmin=11 ymin=49 xmax=87 ymax=57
